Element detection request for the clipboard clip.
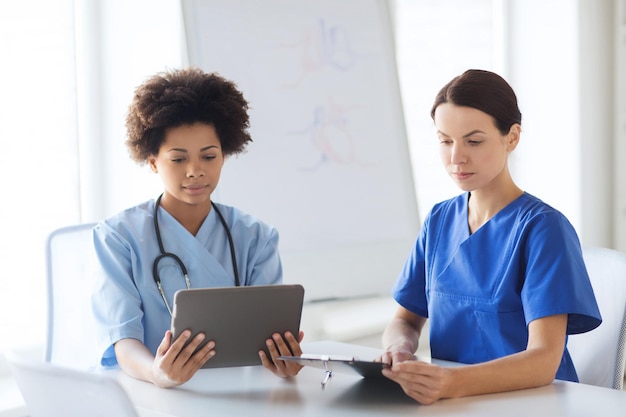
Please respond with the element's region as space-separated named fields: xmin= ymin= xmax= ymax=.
xmin=321 ymin=369 xmax=333 ymax=389
xmin=278 ymin=354 xmax=371 ymax=389
xmin=301 ymin=354 xmax=361 ymax=389
xmin=320 ymin=357 xmax=332 ymax=389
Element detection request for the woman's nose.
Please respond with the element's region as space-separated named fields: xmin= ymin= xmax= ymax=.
xmin=186 ymin=162 xmax=205 ymax=177
xmin=450 ymin=144 xmax=467 ymax=165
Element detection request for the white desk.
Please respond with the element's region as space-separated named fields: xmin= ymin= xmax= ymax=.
xmin=113 ymin=341 xmax=626 ymax=417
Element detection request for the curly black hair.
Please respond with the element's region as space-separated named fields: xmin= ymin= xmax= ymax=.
xmin=125 ymin=67 xmax=252 ymax=164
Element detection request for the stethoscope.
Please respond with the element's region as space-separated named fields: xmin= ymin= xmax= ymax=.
xmin=152 ymin=194 xmax=240 ymax=315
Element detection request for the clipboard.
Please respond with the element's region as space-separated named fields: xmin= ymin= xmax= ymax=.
xmin=278 ymin=354 xmax=389 ymax=380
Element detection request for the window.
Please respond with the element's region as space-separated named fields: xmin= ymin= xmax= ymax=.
xmin=0 ymin=0 xmax=80 ymax=353
xmin=393 ymin=0 xmax=496 ymax=218
xmin=0 ymin=0 xmax=185 ymax=358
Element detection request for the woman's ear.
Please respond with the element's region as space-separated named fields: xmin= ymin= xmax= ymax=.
xmin=506 ymin=124 xmax=521 ymax=152
xmin=148 ymin=156 xmax=158 ymax=173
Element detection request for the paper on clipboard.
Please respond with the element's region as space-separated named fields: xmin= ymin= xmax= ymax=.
xmin=278 ymin=354 xmax=389 ymax=379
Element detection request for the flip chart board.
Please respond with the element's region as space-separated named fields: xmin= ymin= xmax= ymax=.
xmin=182 ymin=0 xmax=419 ymax=301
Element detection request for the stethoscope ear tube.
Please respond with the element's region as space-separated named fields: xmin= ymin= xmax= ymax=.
xmin=211 ymin=198 xmax=240 ymax=287
xmin=152 ymin=252 xmax=189 ymax=286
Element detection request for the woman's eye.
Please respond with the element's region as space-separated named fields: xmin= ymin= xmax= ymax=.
xmin=468 ymin=140 xmax=482 ymax=146
xmin=203 ymin=155 xmax=217 ymax=161
xmin=171 ymin=158 xmax=184 ymax=163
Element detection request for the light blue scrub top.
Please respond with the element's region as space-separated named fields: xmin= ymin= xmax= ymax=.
xmin=392 ymin=192 xmax=602 ymax=382
xmin=91 ymin=199 xmax=282 ymax=367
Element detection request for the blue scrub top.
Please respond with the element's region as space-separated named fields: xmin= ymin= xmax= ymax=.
xmin=91 ymin=199 xmax=283 ymax=367
xmin=392 ymin=192 xmax=602 ymax=382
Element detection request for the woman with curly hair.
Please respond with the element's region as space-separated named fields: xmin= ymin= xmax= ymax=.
xmin=91 ymin=68 xmax=303 ymax=388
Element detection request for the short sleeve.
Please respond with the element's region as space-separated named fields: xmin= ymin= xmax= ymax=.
xmin=520 ymin=212 xmax=601 ymax=334
xmin=392 ymin=214 xmax=430 ymax=318
xmin=91 ymin=222 xmax=145 ymax=367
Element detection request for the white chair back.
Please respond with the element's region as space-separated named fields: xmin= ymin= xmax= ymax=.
xmin=568 ymin=246 xmax=626 ymax=390
xmin=44 ymin=223 xmax=100 ymax=369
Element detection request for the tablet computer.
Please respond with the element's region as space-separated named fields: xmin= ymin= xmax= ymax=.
xmin=278 ymin=354 xmax=389 ymax=378
xmin=171 ymin=284 xmax=305 ymax=368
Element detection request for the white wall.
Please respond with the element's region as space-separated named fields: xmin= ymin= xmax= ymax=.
xmin=615 ymin=0 xmax=626 ymax=252
xmin=578 ymin=0 xmax=615 ymax=247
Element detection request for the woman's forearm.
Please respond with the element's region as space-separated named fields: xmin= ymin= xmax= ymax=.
xmin=114 ymin=338 xmax=157 ymax=384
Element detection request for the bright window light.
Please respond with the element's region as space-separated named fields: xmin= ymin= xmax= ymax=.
xmin=0 ymin=1 xmax=80 ymax=355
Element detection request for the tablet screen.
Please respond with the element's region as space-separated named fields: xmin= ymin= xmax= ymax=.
xmin=171 ymin=284 xmax=304 ymax=368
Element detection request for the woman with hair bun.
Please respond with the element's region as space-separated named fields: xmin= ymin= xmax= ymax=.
xmin=379 ymin=69 xmax=601 ymax=404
